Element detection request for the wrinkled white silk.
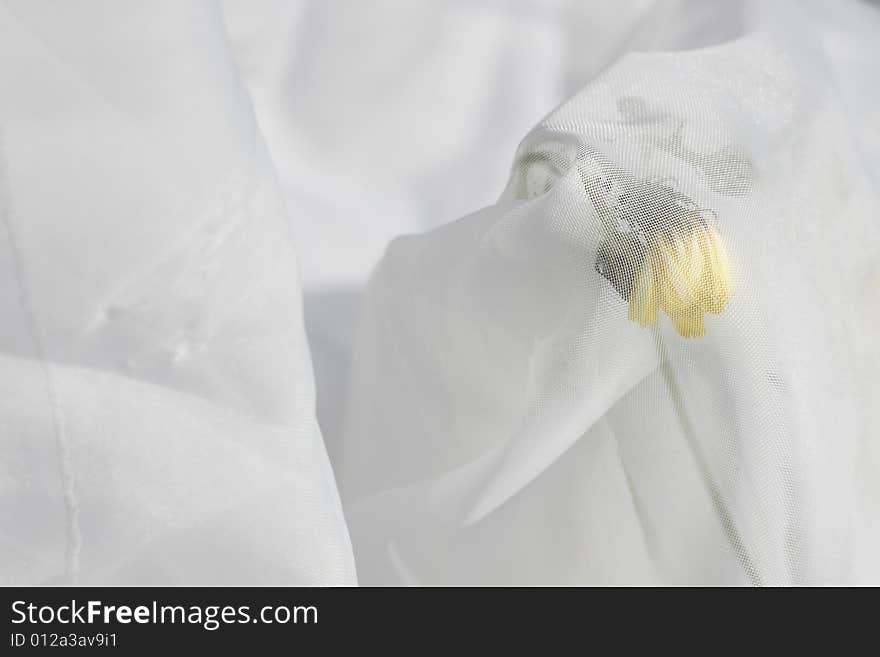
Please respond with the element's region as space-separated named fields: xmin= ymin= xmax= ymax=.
xmin=0 ymin=1 xmax=354 ymax=585
xmin=2 ymin=0 xmax=879 ymax=585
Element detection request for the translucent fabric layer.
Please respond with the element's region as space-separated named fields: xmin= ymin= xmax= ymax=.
xmin=337 ymin=1 xmax=880 ymax=585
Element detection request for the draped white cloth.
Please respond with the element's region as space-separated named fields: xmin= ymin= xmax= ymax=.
xmin=2 ymin=0 xmax=879 ymax=585
xmin=0 ymin=1 xmax=354 ymax=585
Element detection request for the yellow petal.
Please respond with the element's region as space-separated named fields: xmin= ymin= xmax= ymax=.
xmin=671 ymin=309 xmax=706 ymax=338
xmin=657 ymin=235 xmax=702 ymax=316
xmin=703 ymin=224 xmax=733 ymax=314
xmin=628 ymin=254 xmax=659 ymax=326
xmin=623 ymin=219 xmax=732 ymax=337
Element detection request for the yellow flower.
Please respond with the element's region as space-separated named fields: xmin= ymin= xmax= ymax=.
xmin=628 ymin=222 xmax=732 ymax=337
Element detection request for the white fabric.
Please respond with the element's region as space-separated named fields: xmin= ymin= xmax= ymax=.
xmin=326 ymin=0 xmax=880 ymax=585
xmin=3 ymin=0 xmax=879 ymax=586
xmin=0 ymin=1 xmax=354 ymax=585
